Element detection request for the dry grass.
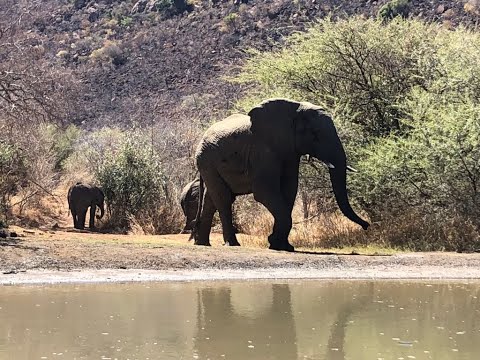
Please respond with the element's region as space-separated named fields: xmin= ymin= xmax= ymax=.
xmin=234 ymin=198 xmax=480 ymax=252
xmin=235 ymin=196 xmax=372 ymax=250
xmin=10 ymin=178 xmax=479 ymax=253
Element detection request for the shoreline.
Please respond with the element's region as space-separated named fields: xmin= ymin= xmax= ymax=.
xmin=3 ymin=229 xmax=480 ymax=285
xmin=3 ymin=266 xmax=480 ymax=285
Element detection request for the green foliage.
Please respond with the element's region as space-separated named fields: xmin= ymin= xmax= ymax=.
xmin=119 ymin=16 xmax=133 ymax=27
xmin=45 ymin=124 xmax=81 ymax=171
xmin=95 ymin=139 xmax=167 ymax=230
xmin=356 ymin=94 xmax=480 ymax=219
xmin=224 ymin=12 xmax=239 ymax=29
xmin=154 ymin=0 xmax=174 ymax=12
xmin=378 ymin=0 xmax=410 ymax=20
xmin=234 ymin=18 xmax=442 ymax=138
xmin=0 ymin=142 xmax=26 ymax=223
xmin=235 ymin=17 xmax=480 ymax=250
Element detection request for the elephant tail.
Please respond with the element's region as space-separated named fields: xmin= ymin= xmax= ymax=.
xmin=188 ymin=176 xmax=204 ymax=242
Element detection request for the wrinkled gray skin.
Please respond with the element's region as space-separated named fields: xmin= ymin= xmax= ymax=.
xmin=180 ymin=178 xmax=201 ymax=234
xmin=180 ymin=178 xmax=239 ymax=234
xmin=192 ymin=98 xmax=369 ymax=252
xmin=67 ymin=182 xmax=105 ymax=230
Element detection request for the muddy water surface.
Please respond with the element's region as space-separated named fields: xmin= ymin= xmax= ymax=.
xmin=1 ymin=280 xmax=480 ymax=359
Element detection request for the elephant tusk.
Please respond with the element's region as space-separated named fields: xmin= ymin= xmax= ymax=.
xmin=346 ymin=165 xmax=358 ymax=173
xmin=325 ymin=162 xmax=335 ymax=169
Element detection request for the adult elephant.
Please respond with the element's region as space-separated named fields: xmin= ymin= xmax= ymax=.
xmin=67 ymin=182 xmax=105 ymax=230
xmin=192 ymin=98 xmax=369 ymax=251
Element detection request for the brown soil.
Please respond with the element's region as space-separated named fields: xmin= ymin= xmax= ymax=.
xmin=2 ymin=226 xmax=480 ymax=282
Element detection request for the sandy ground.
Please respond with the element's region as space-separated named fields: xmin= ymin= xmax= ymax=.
xmin=2 ymin=226 xmax=480 ymax=284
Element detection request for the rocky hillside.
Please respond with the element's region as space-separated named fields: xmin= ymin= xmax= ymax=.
xmin=4 ymin=0 xmax=480 ymax=128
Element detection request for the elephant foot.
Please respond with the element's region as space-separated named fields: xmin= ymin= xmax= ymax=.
xmin=195 ymin=242 xmax=211 ymax=247
xmin=268 ymin=234 xmax=294 ymax=252
xmin=194 ymin=238 xmax=211 ymax=246
xmin=269 ymin=242 xmax=295 ymax=252
xmin=224 ymin=240 xmax=241 ymax=246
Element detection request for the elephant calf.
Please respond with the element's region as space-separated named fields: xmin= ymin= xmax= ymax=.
xmin=67 ymin=182 xmax=105 ymax=230
xmin=180 ymin=178 xmax=239 ymax=234
xmin=180 ymin=178 xmax=201 ymax=234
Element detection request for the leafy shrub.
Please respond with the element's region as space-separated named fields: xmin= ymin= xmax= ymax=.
xmin=223 ymin=12 xmax=239 ymax=30
xmin=378 ymin=0 xmax=410 ymax=20
xmin=90 ymin=40 xmax=125 ymax=66
xmin=95 ymin=140 xmax=170 ymax=232
xmin=119 ymin=16 xmax=133 ymax=27
xmin=44 ymin=124 xmax=81 ymax=171
xmin=0 ymin=142 xmax=26 ymax=223
xmin=153 ymin=0 xmax=174 ymax=12
xmin=355 ymin=94 xmax=480 ymax=230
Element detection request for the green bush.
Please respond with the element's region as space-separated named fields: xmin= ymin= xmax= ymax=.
xmin=45 ymin=124 xmax=81 ymax=171
xmin=0 ymin=142 xmax=26 ymax=223
xmin=234 ymin=17 xmax=441 ymax=138
xmin=153 ymin=0 xmax=174 ymax=12
xmin=378 ymin=0 xmax=410 ymax=20
xmin=233 ymin=17 xmax=480 ymax=250
xmin=95 ymin=140 xmax=168 ymax=232
xmin=224 ymin=12 xmax=239 ymax=30
xmin=355 ymin=94 xmax=480 ymax=229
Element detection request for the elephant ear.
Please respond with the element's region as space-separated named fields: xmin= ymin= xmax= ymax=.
xmin=248 ymin=98 xmax=301 ymax=155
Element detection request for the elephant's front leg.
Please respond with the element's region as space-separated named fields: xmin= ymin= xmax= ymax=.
xmin=77 ymin=208 xmax=87 ymax=230
xmin=281 ymin=160 xmax=300 ymax=225
xmin=89 ymin=204 xmax=96 ymax=229
xmin=254 ymin=184 xmax=294 ymax=252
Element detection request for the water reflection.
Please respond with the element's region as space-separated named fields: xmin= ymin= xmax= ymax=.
xmin=194 ymin=283 xmax=297 ymax=359
xmin=0 ymin=281 xmax=480 ymax=359
xmin=325 ymin=283 xmax=373 ymax=360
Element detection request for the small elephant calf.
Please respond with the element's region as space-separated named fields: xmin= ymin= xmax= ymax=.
xmin=67 ymin=182 xmax=105 ymax=230
xmin=179 ymin=178 xmax=201 ymax=234
xmin=179 ymin=178 xmax=239 ymax=234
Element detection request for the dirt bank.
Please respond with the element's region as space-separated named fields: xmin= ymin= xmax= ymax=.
xmin=2 ymin=227 xmax=480 ymax=284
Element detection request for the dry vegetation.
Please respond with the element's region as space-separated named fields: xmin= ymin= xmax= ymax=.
xmin=2 ymin=1 xmax=480 ymax=252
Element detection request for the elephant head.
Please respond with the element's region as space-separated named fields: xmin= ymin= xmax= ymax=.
xmin=93 ymin=187 xmax=105 ymax=219
xmin=248 ymin=99 xmax=369 ymax=230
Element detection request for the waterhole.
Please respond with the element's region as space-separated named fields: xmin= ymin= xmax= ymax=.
xmin=1 ymin=280 xmax=479 ymax=359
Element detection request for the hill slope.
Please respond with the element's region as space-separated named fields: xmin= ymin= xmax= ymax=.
xmin=4 ymin=0 xmax=479 ymax=128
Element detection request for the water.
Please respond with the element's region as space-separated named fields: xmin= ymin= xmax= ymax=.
xmin=1 ymin=280 xmax=479 ymax=359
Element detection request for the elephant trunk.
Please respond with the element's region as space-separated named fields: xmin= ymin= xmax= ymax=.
xmin=329 ymin=166 xmax=369 ymax=230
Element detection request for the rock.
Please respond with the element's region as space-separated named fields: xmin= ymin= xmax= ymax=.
xmin=442 ymin=8 xmax=455 ymax=19
xmin=465 ymin=0 xmax=480 ymax=14
xmin=436 ymin=5 xmax=445 ymax=14
xmin=74 ymin=0 xmax=87 ymax=10
xmin=87 ymin=7 xmax=99 ymax=22
xmin=131 ymin=0 xmax=148 ymax=14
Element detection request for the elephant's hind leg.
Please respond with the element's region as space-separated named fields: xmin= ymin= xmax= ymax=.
xmin=194 ymin=192 xmax=215 ymax=246
xmin=202 ymin=172 xmax=240 ymax=246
